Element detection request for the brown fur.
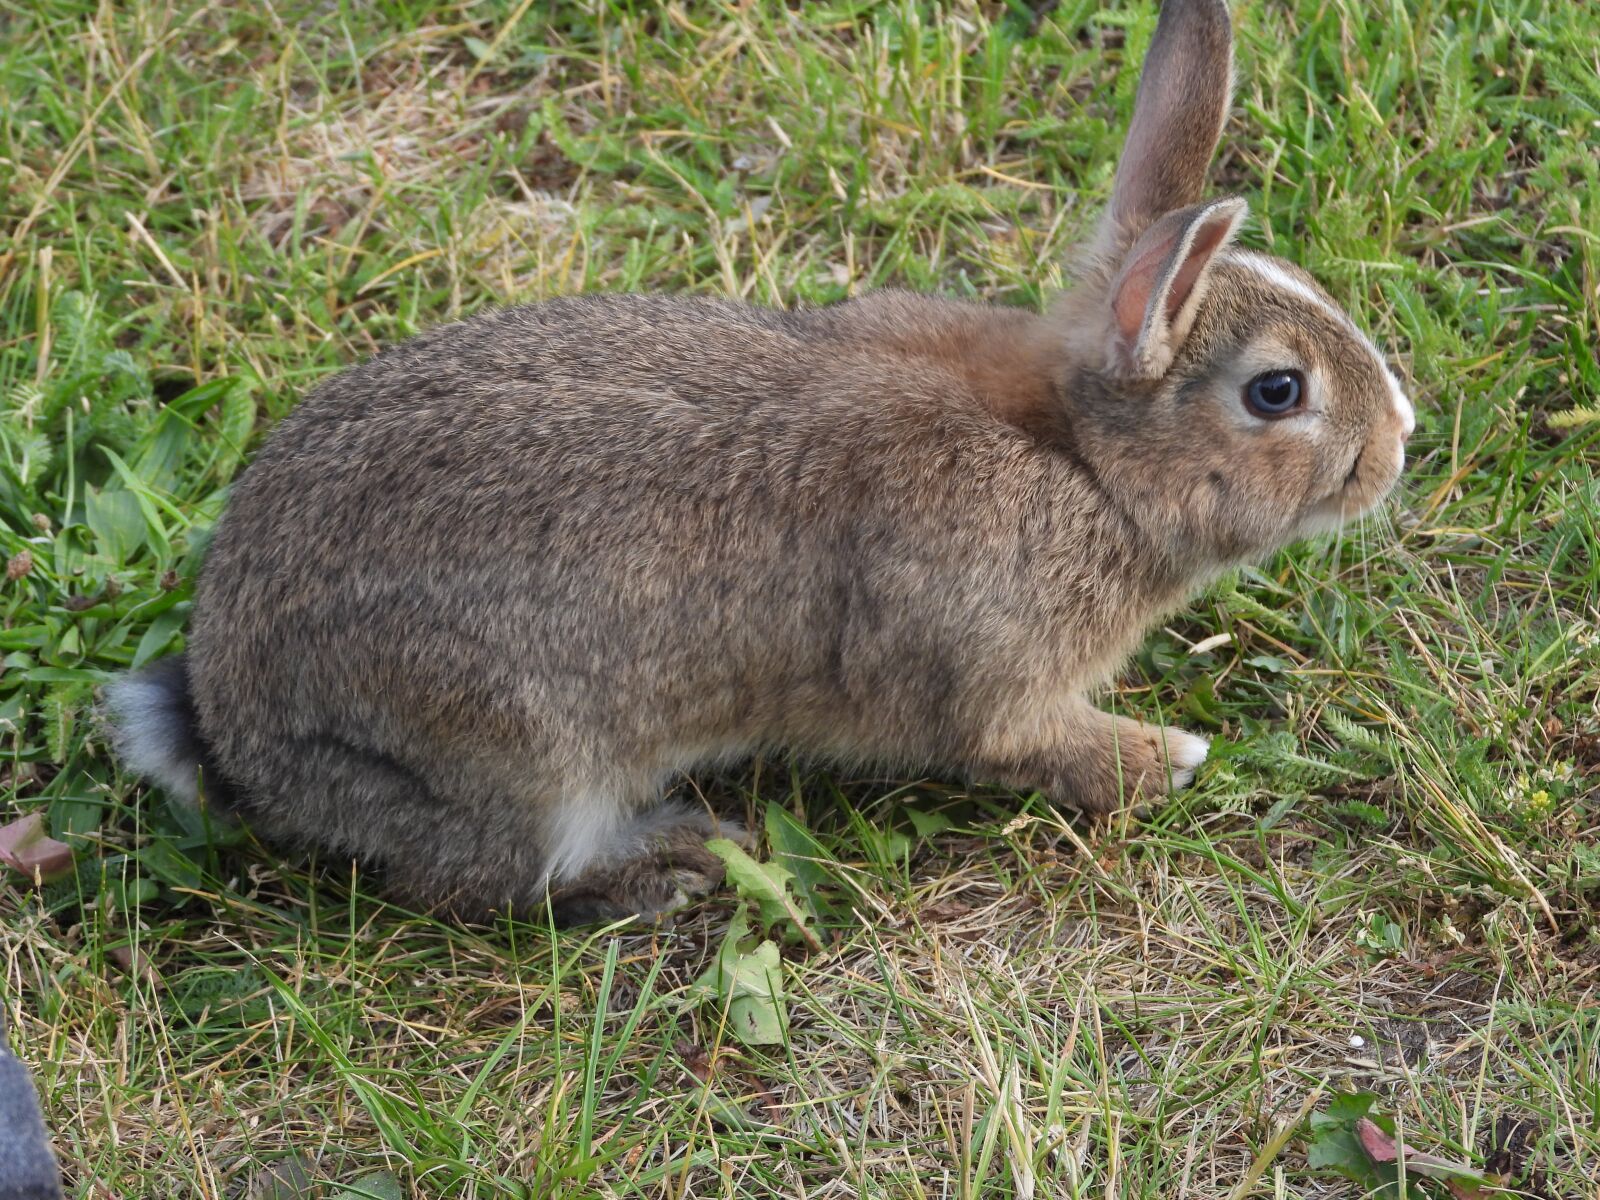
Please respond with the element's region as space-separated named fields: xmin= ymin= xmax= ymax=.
xmin=103 ymin=0 xmax=1411 ymax=922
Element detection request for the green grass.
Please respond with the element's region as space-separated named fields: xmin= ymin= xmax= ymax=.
xmin=2 ymin=0 xmax=1598 ymax=1196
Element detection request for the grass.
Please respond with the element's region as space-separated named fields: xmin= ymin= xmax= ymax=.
xmin=2 ymin=0 xmax=1598 ymax=1195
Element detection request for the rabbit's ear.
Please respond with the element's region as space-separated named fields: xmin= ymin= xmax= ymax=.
xmin=1107 ymin=0 xmax=1235 ymax=244
xmin=1107 ymin=196 xmax=1245 ymax=379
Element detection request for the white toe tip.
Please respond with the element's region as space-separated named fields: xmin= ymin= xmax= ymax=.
xmin=1166 ymin=730 xmax=1211 ymax=788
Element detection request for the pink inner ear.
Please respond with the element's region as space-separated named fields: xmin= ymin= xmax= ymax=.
xmin=1163 ymin=213 xmax=1234 ymax=322
xmin=1113 ymin=240 xmax=1170 ymax=343
xmin=1113 ymin=206 xmax=1238 ymax=346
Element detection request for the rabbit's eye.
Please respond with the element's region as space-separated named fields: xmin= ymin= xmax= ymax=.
xmin=1243 ymin=370 xmax=1304 ymax=418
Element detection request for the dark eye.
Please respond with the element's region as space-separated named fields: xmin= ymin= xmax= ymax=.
xmin=1243 ymin=370 xmax=1304 ymax=418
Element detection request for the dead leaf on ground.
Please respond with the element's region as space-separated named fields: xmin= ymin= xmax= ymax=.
xmin=0 ymin=813 xmax=74 ymax=885
xmin=1356 ymin=1118 xmax=1505 ymax=1198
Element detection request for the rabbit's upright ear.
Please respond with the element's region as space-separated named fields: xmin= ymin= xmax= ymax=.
xmin=1106 ymin=0 xmax=1235 ymax=245
xmin=1106 ymin=196 xmax=1245 ymax=379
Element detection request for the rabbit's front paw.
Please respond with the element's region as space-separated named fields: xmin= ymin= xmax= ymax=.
xmin=1158 ymin=727 xmax=1210 ymax=789
xmin=974 ymin=703 xmax=1212 ymax=815
xmin=1100 ymin=719 xmax=1210 ymax=806
xmin=1009 ymin=710 xmax=1212 ymax=814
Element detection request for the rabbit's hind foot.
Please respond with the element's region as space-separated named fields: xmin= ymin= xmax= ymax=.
xmin=547 ymin=803 xmax=746 ymax=926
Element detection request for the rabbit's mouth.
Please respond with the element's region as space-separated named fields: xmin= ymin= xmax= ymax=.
xmin=1344 ymin=446 xmax=1366 ymax=488
xmin=1301 ymin=451 xmax=1402 ymax=535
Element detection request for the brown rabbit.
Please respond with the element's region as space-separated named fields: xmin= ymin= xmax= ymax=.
xmin=105 ymin=0 xmax=1414 ymax=923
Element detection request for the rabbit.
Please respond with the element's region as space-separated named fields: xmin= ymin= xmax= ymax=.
xmin=103 ymin=0 xmax=1414 ymax=924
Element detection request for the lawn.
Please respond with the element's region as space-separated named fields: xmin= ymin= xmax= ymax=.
xmin=2 ymin=0 xmax=1598 ymax=1196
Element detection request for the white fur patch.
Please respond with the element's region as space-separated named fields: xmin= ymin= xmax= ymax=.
xmin=1162 ymin=728 xmax=1211 ymax=789
xmin=101 ymin=676 xmax=200 ymax=803
xmin=543 ymin=783 xmax=631 ymax=882
xmin=1228 ymin=251 xmax=1337 ymax=313
xmin=1388 ymin=371 xmax=1416 ymax=436
xmin=541 ymin=788 xmax=741 ymax=884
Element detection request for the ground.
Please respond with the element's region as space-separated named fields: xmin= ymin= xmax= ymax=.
xmin=1 ymin=1 xmax=1598 ymax=1197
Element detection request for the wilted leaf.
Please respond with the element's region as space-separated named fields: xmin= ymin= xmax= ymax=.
xmin=1358 ymin=1117 xmax=1403 ymax=1163
xmin=0 ymin=812 xmax=75 ymax=884
xmin=689 ymin=908 xmax=789 ymax=1046
xmin=1355 ymin=1118 xmax=1502 ymax=1196
xmin=706 ymin=838 xmax=820 ymax=951
xmin=1307 ymin=1096 xmax=1504 ymax=1198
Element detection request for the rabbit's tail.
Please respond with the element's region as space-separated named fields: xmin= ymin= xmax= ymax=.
xmin=102 ymin=653 xmax=235 ymax=809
